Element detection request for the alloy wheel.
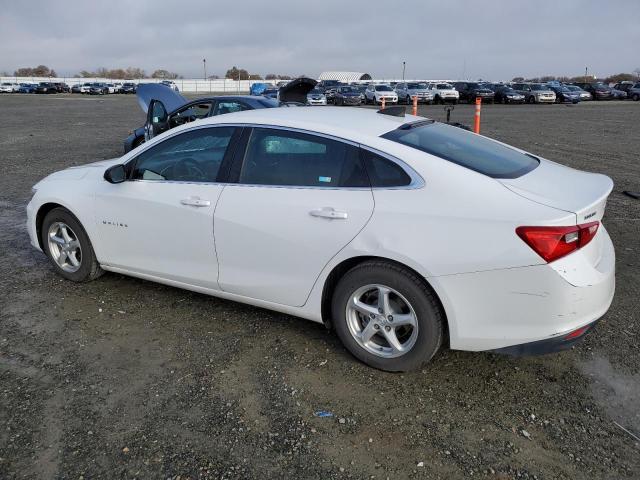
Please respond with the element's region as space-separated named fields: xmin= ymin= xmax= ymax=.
xmin=47 ymin=222 xmax=82 ymax=273
xmin=345 ymin=284 xmax=419 ymax=358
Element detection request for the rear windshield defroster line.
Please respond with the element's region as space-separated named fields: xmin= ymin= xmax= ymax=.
xmin=381 ymin=122 xmax=539 ymax=179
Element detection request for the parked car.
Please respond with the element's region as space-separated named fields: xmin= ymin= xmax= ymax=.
xmin=124 ymin=79 xmax=314 ymax=152
xmin=364 ymin=84 xmax=398 ymax=105
xmin=428 ymin=82 xmax=459 ymax=104
xmin=121 ymin=82 xmax=137 ymax=94
xmin=89 ymin=83 xmax=109 ymax=95
xmin=17 ymin=83 xmax=38 ymax=93
xmin=160 ymin=80 xmax=179 ymax=92
xmin=0 ymin=82 xmax=17 ymax=93
xmin=262 ymin=87 xmax=279 ymax=99
xmin=565 ymin=85 xmax=592 ymax=101
xmin=627 ymin=83 xmax=640 ymax=101
xmin=547 ymin=85 xmax=580 ymax=104
xmin=491 ymin=84 xmax=525 ymax=104
xmin=511 ymin=83 xmax=556 ymax=104
xmin=453 ymin=82 xmax=495 ymax=104
xmin=613 ymin=81 xmax=636 ymax=95
xmin=35 ymin=82 xmax=59 ymax=94
xmin=395 ymin=82 xmax=434 ymax=104
xmin=250 ymin=82 xmax=269 ymax=96
xmin=27 ymin=107 xmax=615 ymax=372
xmin=307 ymin=88 xmax=327 ymax=105
xmin=572 ymin=82 xmax=612 ymax=101
xmin=609 ymin=87 xmax=628 ymax=100
xmin=332 ymin=85 xmax=362 ymax=106
xmin=71 ymin=83 xmax=92 ymax=94
xmin=52 ymin=82 xmax=70 ymax=93
xmin=112 ymin=82 xmax=123 ymax=93
xmin=353 ymin=84 xmax=368 ymax=103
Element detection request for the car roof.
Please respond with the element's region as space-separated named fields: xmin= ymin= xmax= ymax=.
xmin=199 ymin=106 xmax=418 ymax=140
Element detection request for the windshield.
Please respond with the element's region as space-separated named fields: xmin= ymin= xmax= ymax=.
xmin=340 ymin=87 xmax=357 ymax=93
xmin=408 ymin=83 xmax=428 ymax=89
xmin=309 ymin=88 xmax=323 ymax=94
xmin=436 ymin=83 xmax=453 ymax=89
xmin=375 ymin=85 xmax=393 ymax=91
xmin=381 ymin=122 xmax=539 ymax=179
xmin=530 ymin=84 xmax=548 ymax=91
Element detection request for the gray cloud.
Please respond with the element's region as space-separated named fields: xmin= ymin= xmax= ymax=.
xmin=1 ymin=0 xmax=638 ymax=80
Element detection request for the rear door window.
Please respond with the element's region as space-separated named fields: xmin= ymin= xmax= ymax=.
xmin=239 ymin=128 xmax=368 ymax=188
xmin=381 ymin=122 xmax=539 ymax=179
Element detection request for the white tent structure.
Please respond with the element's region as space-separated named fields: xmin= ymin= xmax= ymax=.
xmin=317 ymin=71 xmax=372 ymax=82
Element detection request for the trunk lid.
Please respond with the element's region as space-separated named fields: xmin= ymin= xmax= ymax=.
xmin=499 ymin=159 xmax=613 ymax=224
xmin=136 ymin=83 xmax=187 ymax=114
xmin=278 ymin=77 xmax=317 ymax=104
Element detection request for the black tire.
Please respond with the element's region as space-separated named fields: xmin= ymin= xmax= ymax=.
xmin=41 ymin=207 xmax=104 ymax=282
xmin=528 ymin=95 xmax=536 ymax=104
xmin=331 ymin=261 xmax=444 ymax=372
xmin=633 ymin=94 xmax=639 ymax=101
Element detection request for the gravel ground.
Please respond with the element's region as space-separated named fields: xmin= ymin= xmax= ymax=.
xmin=0 ymin=94 xmax=638 ymax=479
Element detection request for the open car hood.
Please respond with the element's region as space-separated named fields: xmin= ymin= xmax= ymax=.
xmin=278 ymin=77 xmax=317 ymax=104
xmin=136 ymin=83 xmax=187 ymax=114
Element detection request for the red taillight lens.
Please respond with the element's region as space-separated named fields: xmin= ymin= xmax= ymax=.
xmin=516 ymin=221 xmax=599 ymax=263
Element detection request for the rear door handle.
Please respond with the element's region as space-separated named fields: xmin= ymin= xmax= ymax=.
xmin=309 ymin=207 xmax=348 ymax=220
xmin=180 ymin=197 xmax=211 ymax=207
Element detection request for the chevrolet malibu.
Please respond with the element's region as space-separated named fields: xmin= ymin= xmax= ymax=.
xmin=27 ymin=107 xmax=615 ymax=371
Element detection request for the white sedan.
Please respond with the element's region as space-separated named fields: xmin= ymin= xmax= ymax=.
xmin=27 ymin=107 xmax=615 ymax=371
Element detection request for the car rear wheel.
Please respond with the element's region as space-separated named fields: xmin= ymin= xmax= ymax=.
xmin=331 ymin=261 xmax=444 ymax=372
xmin=41 ymin=208 xmax=104 ymax=282
xmin=528 ymin=96 xmax=536 ymax=104
xmin=633 ymin=94 xmax=639 ymax=101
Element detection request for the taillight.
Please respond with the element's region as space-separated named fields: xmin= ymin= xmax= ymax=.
xmin=516 ymin=221 xmax=599 ymax=263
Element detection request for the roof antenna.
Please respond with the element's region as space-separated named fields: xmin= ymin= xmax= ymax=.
xmin=377 ymin=106 xmax=406 ymax=117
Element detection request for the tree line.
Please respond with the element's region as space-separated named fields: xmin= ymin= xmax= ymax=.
xmin=5 ymin=64 xmax=295 ymax=81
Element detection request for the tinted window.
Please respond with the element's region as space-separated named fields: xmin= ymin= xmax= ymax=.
xmin=361 ymin=150 xmax=411 ymax=187
xmin=214 ymin=101 xmax=250 ymax=115
xmin=381 ymin=122 xmax=539 ymax=179
xmin=132 ymin=127 xmax=236 ymax=182
xmin=239 ymin=128 xmax=368 ymax=187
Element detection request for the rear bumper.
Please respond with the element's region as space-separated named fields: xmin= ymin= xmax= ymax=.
xmin=432 ymin=226 xmax=615 ymax=352
xmin=491 ymin=320 xmax=598 ymax=356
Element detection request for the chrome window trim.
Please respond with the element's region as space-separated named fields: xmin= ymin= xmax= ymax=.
xmin=125 ymin=122 xmax=424 ymax=191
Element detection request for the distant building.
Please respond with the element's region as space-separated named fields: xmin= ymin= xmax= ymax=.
xmin=318 ymin=72 xmax=372 ymax=82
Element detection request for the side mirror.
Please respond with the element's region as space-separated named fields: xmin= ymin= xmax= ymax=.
xmin=104 ymin=164 xmax=126 ymax=184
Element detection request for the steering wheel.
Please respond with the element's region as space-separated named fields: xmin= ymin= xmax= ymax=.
xmin=159 ymin=158 xmax=206 ymax=181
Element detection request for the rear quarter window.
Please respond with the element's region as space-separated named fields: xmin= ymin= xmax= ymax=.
xmin=381 ymin=122 xmax=539 ymax=179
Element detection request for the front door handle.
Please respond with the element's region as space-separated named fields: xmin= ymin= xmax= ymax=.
xmin=180 ymin=197 xmax=211 ymax=207
xmin=309 ymin=207 xmax=348 ymax=220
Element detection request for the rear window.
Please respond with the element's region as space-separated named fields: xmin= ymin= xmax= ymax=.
xmin=381 ymin=122 xmax=539 ymax=179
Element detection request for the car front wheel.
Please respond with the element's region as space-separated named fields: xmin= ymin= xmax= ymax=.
xmin=41 ymin=207 xmax=104 ymax=282
xmin=331 ymin=261 xmax=444 ymax=372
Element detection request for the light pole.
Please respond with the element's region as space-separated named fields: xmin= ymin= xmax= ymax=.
xmin=203 ymin=59 xmax=206 ymax=80
xmin=402 ymin=61 xmax=406 ymax=81
xmin=584 ymin=66 xmax=588 ymax=83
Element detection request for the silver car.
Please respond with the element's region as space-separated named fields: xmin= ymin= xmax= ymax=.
xmin=565 ymin=85 xmax=592 ymax=101
xmin=306 ymin=88 xmax=327 ymax=105
xmin=628 ymin=83 xmax=640 ymax=101
xmin=511 ymin=83 xmax=556 ymax=104
xmin=395 ymin=82 xmax=435 ymax=104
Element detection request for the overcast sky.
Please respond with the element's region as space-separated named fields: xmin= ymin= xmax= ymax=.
xmin=1 ymin=0 xmax=638 ymax=80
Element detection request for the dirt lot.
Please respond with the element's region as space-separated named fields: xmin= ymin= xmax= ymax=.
xmin=0 ymin=94 xmax=639 ymax=479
